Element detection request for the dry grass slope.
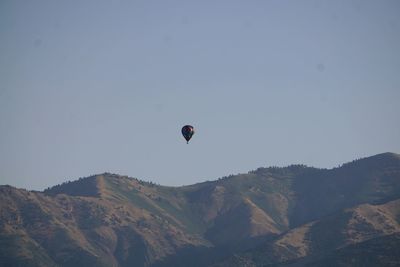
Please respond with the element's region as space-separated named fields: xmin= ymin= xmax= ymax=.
xmin=1 ymin=152 xmax=400 ymax=267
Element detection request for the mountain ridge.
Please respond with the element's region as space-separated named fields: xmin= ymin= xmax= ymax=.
xmin=39 ymin=152 xmax=399 ymax=195
xmin=1 ymin=152 xmax=400 ymax=266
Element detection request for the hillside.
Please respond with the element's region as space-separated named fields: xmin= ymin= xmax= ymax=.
xmin=213 ymin=198 xmax=400 ymax=266
xmin=1 ymin=152 xmax=400 ymax=266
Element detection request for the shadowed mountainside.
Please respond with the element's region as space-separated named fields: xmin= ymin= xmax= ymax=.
xmin=212 ymin=198 xmax=400 ymax=267
xmin=1 ymin=152 xmax=400 ymax=267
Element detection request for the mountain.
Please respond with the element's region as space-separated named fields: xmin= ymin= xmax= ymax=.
xmin=0 ymin=152 xmax=400 ymax=266
xmin=212 ymin=198 xmax=400 ymax=267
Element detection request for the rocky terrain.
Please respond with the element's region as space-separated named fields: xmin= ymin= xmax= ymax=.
xmin=1 ymin=152 xmax=400 ymax=266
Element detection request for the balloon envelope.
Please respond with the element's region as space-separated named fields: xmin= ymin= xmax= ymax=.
xmin=181 ymin=125 xmax=195 ymax=143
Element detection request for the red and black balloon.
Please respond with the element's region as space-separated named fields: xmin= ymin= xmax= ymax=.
xmin=181 ymin=125 xmax=195 ymax=144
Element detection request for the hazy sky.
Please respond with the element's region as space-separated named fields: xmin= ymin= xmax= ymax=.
xmin=1 ymin=0 xmax=399 ymax=190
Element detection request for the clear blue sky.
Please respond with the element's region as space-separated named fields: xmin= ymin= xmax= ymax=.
xmin=1 ymin=0 xmax=399 ymax=190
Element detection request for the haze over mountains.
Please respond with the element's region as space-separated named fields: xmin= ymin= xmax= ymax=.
xmin=1 ymin=152 xmax=400 ymax=266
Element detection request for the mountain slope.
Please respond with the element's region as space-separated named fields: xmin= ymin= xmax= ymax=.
xmin=1 ymin=175 xmax=214 ymax=267
xmin=0 ymin=152 xmax=399 ymax=266
xmin=284 ymin=233 xmax=400 ymax=267
xmin=213 ymin=198 xmax=400 ymax=267
xmin=290 ymin=152 xmax=400 ymax=226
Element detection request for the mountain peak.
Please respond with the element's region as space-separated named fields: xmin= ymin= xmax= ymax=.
xmin=43 ymin=172 xmax=160 ymax=199
xmin=2 ymin=152 xmax=400 ymax=267
xmin=338 ymin=152 xmax=400 ymax=170
xmin=43 ymin=174 xmax=101 ymax=197
xmin=366 ymin=152 xmax=400 ymax=160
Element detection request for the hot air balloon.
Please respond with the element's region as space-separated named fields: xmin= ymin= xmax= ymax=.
xmin=181 ymin=125 xmax=195 ymax=144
